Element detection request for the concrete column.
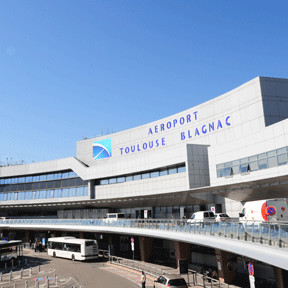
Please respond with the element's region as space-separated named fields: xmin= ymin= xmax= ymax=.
xmin=174 ymin=241 xmax=190 ymax=268
xmin=139 ymin=236 xmax=153 ymax=262
xmin=215 ymin=249 xmax=237 ymax=284
xmin=274 ymin=266 xmax=285 ymax=288
xmin=25 ymin=230 xmax=30 ymax=243
xmin=88 ymin=180 xmax=95 ymax=199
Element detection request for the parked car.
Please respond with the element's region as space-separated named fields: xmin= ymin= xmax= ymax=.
xmin=215 ymin=213 xmax=230 ymax=222
xmin=154 ymin=274 xmax=188 ymax=288
xmin=187 ymin=211 xmax=215 ymax=224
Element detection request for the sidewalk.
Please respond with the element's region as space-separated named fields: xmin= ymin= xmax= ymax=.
xmin=107 ymin=260 xmax=226 ymax=288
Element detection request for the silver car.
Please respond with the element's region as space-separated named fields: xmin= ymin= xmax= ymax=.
xmin=154 ymin=274 xmax=188 ymax=288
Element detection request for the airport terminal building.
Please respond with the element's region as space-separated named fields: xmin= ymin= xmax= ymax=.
xmin=0 ymin=76 xmax=288 ymax=220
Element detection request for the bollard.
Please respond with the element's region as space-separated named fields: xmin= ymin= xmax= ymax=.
xmin=20 ymin=268 xmax=23 ymax=279
xmin=9 ymin=271 xmax=12 ymax=281
xmin=29 ymin=267 xmax=32 ymax=277
xmin=55 ymin=275 xmax=58 ymax=286
xmin=46 ymin=278 xmax=49 ymax=288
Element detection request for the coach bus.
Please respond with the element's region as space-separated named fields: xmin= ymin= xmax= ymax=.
xmin=0 ymin=240 xmax=23 ymax=266
xmin=47 ymin=237 xmax=98 ymax=261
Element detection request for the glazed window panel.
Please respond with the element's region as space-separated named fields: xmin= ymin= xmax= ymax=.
xmin=83 ymin=186 xmax=88 ymax=196
xmin=61 ymin=179 xmax=70 ymax=188
xmin=40 ymin=190 xmax=47 ymax=199
xmin=40 ymin=175 xmax=47 ymax=181
xmin=47 ymin=190 xmax=54 ymax=198
xmin=168 ymin=168 xmax=177 ymax=175
xmin=76 ymin=178 xmax=85 ymax=186
xmin=126 ymin=176 xmax=133 ymax=182
xmin=141 ymin=173 xmax=150 ymax=179
xmin=117 ymin=177 xmax=125 ymax=183
xmin=26 ymin=191 xmax=32 ymax=200
xmin=277 ymin=147 xmax=286 ymax=155
xmin=267 ymin=156 xmax=277 ymax=168
xmin=151 ymin=171 xmax=160 ymax=178
xmin=39 ymin=182 xmax=46 ymax=190
xmin=133 ymin=174 xmax=141 ymax=180
xmin=277 ymin=153 xmax=288 ymax=165
xmin=249 ymin=161 xmax=258 ymax=171
xmin=108 ymin=178 xmax=116 ymax=184
xmin=258 ymin=159 xmax=268 ymax=170
xmin=62 ymin=188 xmax=69 ymax=198
xmin=69 ymin=187 xmax=76 ymax=197
xmin=232 ymin=165 xmax=240 ymax=174
xmin=100 ymin=179 xmax=108 ymax=185
xmin=177 ymin=166 xmax=186 ymax=173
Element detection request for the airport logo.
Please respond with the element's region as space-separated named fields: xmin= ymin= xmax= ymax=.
xmin=93 ymin=138 xmax=112 ymax=160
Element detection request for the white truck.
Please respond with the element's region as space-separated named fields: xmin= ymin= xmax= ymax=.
xmin=239 ymin=198 xmax=288 ymax=223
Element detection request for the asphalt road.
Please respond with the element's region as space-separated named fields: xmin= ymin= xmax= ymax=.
xmin=0 ymin=249 xmax=145 ymax=288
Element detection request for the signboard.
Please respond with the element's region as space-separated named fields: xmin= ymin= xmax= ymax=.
xmin=248 ymin=263 xmax=254 ymax=276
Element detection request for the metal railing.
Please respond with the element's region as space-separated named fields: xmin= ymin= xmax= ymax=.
xmin=108 ymin=255 xmax=235 ymax=288
xmin=1 ymin=218 xmax=288 ymax=248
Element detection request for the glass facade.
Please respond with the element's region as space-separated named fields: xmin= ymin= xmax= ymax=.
xmin=0 ymin=170 xmax=88 ymax=202
xmin=99 ymin=164 xmax=186 ymax=185
xmin=217 ymin=146 xmax=288 ymax=178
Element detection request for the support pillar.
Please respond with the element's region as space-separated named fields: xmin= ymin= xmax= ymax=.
xmin=25 ymin=230 xmax=30 ymax=243
xmin=215 ymin=249 xmax=237 ymax=284
xmin=274 ymin=266 xmax=285 ymax=288
xmin=88 ymin=180 xmax=95 ymax=199
xmin=139 ymin=236 xmax=153 ymax=262
xmin=174 ymin=241 xmax=190 ymax=269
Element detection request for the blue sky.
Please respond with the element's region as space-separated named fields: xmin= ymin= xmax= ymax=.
xmin=1 ymin=1 xmax=288 ymax=164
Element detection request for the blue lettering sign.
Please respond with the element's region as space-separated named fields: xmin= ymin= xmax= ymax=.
xmin=217 ymin=120 xmax=223 ymax=129
xmin=181 ymin=132 xmax=185 ymax=140
xmin=226 ymin=116 xmax=231 ymax=126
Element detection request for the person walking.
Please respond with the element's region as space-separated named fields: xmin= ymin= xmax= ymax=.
xmin=141 ymin=271 xmax=146 ymax=288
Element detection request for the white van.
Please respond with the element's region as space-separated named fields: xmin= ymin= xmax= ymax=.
xmin=239 ymin=198 xmax=288 ymax=223
xmin=104 ymin=213 xmax=125 ymax=223
xmin=187 ymin=211 xmax=215 ymax=224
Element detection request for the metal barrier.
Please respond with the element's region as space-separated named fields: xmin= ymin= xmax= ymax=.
xmin=1 ymin=218 xmax=288 ymax=248
xmin=108 ymin=255 xmax=234 ymax=288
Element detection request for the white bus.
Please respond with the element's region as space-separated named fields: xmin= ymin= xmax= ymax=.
xmin=0 ymin=240 xmax=23 ymax=265
xmin=47 ymin=237 xmax=98 ymax=261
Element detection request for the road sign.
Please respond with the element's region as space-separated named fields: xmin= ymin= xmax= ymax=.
xmin=248 ymin=262 xmax=254 ymax=276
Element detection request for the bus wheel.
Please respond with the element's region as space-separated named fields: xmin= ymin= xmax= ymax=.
xmin=71 ymin=254 xmax=75 ymax=261
xmin=53 ymin=252 xmax=56 ymax=257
